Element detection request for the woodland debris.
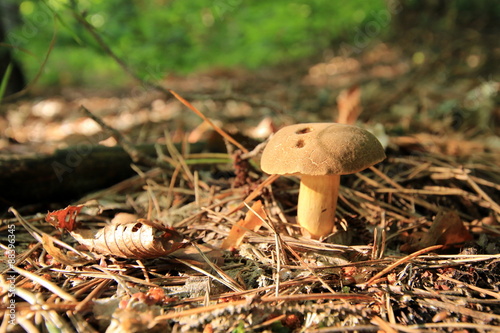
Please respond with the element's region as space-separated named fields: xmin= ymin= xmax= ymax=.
xmin=220 ymin=200 xmax=265 ymax=250
xmin=45 ymin=205 xmax=186 ymax=259
xmin=400 ymin=210 xmax=474 ymax=253
xmin=0 ymin=142 xmax=207 ymax=208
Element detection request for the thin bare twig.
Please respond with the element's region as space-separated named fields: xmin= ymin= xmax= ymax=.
xmin=169 ymin=90 xmax=249 ymax=154
xmin=80 ymin=105 xmax=157 ymax=167
xmin=364 ymin=245 xmax=444 ymax=287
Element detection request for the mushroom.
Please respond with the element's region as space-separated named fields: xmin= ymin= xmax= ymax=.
xmin=261 ymin=123 xmax=386 ymax=239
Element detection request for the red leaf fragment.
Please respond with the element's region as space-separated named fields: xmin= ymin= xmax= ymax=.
xmin=45 ymin=205 xmax=83 ymax=231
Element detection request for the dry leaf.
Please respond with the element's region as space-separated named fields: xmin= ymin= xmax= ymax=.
xmin=220 ymin=201 xmax=264 ymax=250
xmin=69 ymin=220 xmax=186 ymax=259
xmin=45 ymin=205 xmax=84 ymax=231
xmin=41 ymin=234 xmax=92 ymax=266
xmin=245 ymin=117 xmax=276 ymax=139
xmin=337 ymin=85 xmax=361 ymax=125
xmin=45 ymin=207 xmax=186 ymax=259
xmin=401 ymin=210 xmax=473 ymax=252
xmin=470 ymin=215 xmax=500 ymax=235
xmin=94 ymin=296 xmax=168 ymax=333
xmin=111 ymin=212 xmax=139 ymax=225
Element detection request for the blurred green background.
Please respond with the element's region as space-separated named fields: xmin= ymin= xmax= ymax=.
xmin=7 ymin=0 xmax=499 ymax=91
xmin=13 ymin=0 xmax=386 ymax=88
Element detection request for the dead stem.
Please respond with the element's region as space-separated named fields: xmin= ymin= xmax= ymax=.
xmin=364 ymin=245 xmax=444 ymax=287
xmin=169 ymin=90 xmax=249 ymax=154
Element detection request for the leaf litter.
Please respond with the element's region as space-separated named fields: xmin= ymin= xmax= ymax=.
xmin=1 ymin=42 xmax=500 ymax=332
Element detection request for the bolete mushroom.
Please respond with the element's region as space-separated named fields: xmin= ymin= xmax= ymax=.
xmin=261 ymin=123 xmax=386 ymax=239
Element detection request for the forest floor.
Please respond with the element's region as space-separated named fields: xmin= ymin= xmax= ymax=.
xmin=1 ymin=33 xmax=499 ymax=332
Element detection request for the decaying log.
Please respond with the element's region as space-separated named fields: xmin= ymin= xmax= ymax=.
xmin=0 ymin=143 xmax=206 ymax=209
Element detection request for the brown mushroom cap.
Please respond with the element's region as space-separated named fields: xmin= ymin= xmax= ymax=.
xmin=261 ymin=123 xmax=386 ymax=176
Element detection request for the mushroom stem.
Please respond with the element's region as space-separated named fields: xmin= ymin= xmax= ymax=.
xmin=297 ymin=174 xmax=340 ymax=239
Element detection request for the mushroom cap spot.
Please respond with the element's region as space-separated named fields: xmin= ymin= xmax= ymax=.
xmin=261 ymin=123 xmax=386 ymax=176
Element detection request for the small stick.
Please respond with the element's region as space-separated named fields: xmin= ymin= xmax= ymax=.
xmin=169 ymin=90 xmax=249 ymax=154
xmin=418 ymin=298 xmax=500 ymax=322
xmin=369 ymin=165 xmax=405 ymax=190
xmin=74 ymin=279 xmax=111 ymax=313
xmin=371 ymin=315 xmax=398 ymax=333
xmin=437 ymin=273 xmax=500 ymax=300
xmin=12 ymin=266 xmax=76 ymax=302
xmin=364 ymin=245 xmax=443 ymax=287
xmin=240 ymin=139 xmax=269 ymax=160
xmin=80 ymin=105 xmax=157 ymax=167
xmin=463 ymin=172 xmax=500 ymax=214
xmin=281 ymin=241 xmax=337 ymax=295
